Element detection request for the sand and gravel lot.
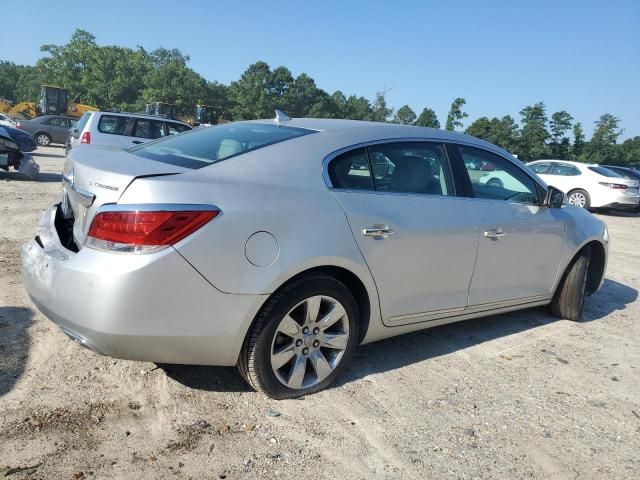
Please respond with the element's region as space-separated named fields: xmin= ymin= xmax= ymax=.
xmin=1 ymin=146 xmax=639 ymax=479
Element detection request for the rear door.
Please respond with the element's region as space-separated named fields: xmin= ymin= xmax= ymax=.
xmin=329 ymin=142 xmax=479 ymax=326
xmin=126 ymin=118 xmax=166 ymax=146
xmin=454 ymin=146 xmax=565 ymax=306
xmin=94 ymin=114 xmax=132 ymax=148
xmin=42 ymin=117 xmax=68 ymax=143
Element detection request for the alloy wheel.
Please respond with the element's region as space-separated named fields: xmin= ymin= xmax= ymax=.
xmin=270 ymin=295 xmax=350 ymax=390
xmin=36 ymin=134 xmax=50 ymax=146
xmin=568 ymin=192 xmax=587 ymax=208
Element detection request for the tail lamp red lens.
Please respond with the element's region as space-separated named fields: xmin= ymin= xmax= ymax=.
xmin=598 ymin=182 xmax=627 ymax=190
xmin=87 ymin=209 xmax=219 ymax=247
xmin=81 ymin=131 xmax=91 ymax=144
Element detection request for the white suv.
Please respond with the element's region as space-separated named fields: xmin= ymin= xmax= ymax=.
xmin=66 ymin=111 xmax=191 ymax=152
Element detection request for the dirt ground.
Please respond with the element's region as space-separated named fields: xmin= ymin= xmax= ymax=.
xmin=1 ymin=146 xmax=639 ymax=479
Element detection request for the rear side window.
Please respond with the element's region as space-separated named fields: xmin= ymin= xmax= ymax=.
xmin=166 ymin=122 xmax=191 ymax=135
xmin=98 ymin=115 xmax=129 ymax=135
xmin=131 ymin=122 xmax=315 ymax=169
xmin=131 ymin=119 xmax=165 ymax=139
xmin=328 ymin=148 xmax=374 ymax=190
xmin=530 ymin=162 xmax=552 ymax=174
xmin=552 ymin=164 xmax=581 ymax=176
xmin=43 ymin=117 xmax=62 ymax=126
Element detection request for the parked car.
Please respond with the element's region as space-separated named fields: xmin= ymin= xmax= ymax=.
xmin=16 ymin=115 xmax=77 ymax=146
xmin=0 ymin=113 xmax=17 ymax=128
xmin=527 ymin=160 xmax=640 ymax=210
xmin=22 ymin=117 xmax=608 ymax=399
xmin=0 ymin=126 xmax=39 ymax=179
xmin=66 ymin=111 xmax=192 ymax=152
xmin=1 ymin=125 xmax=37 ymax=152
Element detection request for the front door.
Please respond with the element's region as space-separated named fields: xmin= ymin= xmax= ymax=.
xmin=456 ymin=146 xmax=565 ymax=306
xmin=329 ymin=142 xmax=479 ymax=325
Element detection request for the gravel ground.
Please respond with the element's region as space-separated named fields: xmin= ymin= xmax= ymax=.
xmin=1 ymin=146 xmax=639 ymax=479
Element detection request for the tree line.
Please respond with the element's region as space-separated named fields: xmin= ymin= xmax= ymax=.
xmin=0 ymin=29 xmax=637 ymax=165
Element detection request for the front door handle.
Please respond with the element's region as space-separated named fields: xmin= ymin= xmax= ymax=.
xmin=484 ymin=228 xmax=505 ymax=240
xmin=362 ymin=226 xmax=394 ymax=238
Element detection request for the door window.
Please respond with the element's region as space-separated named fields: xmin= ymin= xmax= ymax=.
xmin=459 ymin=146 xmax=539 ymax=204
xmin=132 ymin=119 xmax=165 ymax=139
xmin=551 ymin=163 xmax=581 ymax=176
xmin=98 ymin=115 xmax=129 ymax=135
xmin=43 ymin=117 xmax=62 ymax=126
xmin=530 ymin=162 xmax=552 ymax=174
xmin=368 ymin=142 xmax=453 ymax=196
xmin=328 ymin=148 xmax=374 ymax=190
xmin=166 ymin=122 xmax=191 ymax=135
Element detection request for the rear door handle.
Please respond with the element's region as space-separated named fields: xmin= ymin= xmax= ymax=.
xmin=362 ymin=226 xmax=394 ymax=238
xmin=484 ymin=228 xmax=505 ymax=240
xmin=132 ymin=140 xmax=143 ymax=144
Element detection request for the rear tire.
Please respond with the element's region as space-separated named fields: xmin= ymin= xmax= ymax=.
xmin=551 ymin=246 xmax=591 ymax=321
xmin=35 ymin=132 xmax=51 ymax=146
xmin=238 ymin=274 xmax=359 ymax=399
xmin=567 ymin=189 xmax=590 ymax=209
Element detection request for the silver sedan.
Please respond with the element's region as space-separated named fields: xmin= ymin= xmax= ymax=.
xmin=22 ymin=115 xmax=608 ymax=398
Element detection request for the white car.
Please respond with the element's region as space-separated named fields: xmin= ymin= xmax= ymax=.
xmin=0 ymin=113 xmax=17 ymax=128
xmin=527 ymin=160 xmax=640 ymax=210
xmin=66 ymin=111 xmax=192 ymax=152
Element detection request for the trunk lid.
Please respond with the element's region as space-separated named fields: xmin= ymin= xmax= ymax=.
xmin=63 ymin=145 xmax=188 ymax=247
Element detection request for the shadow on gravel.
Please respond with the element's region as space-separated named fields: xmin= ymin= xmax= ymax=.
xmin=160 ymin=364 xmax=251 ymax=393
xmin=0 ymin=171 xmax=60 ymax=182
xmin=33 ymin=152 xmax=65 ymax=158
xmin=340 ymin=278 xmax=637 ymax=385
xmin=0 ymin=306 xmax=34 ymax=398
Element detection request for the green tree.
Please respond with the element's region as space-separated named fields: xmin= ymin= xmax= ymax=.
xmin=572 ymin=122 xmax=586 ymax=160
xmin=445 ymin=97 xmax=468 ymax=131
xmin=371 ymin=91 xmax=392 ymax=122
xmin=393 ymin=104 xmax=416 ymax=124
xmin=518 ymin=102 xmax=549 ymax=161
xmin=549 ymin=110 xmax=573 ymax=159
xmin=229 ymin=61 xmax=278 ymax=119
xmin=586 ymin=113 xmax=624 ymax=163
xmin=466 ymin=117 xmax=493 ymax=140
xmin=415 ymin=108 xmax=440 ymax=128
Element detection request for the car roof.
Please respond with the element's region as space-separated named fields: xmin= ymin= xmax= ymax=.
xmin=91 ymin=110 xmax=191 ymax=125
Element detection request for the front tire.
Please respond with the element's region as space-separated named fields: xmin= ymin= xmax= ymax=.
xmin=238 ymin=274 xmax=359 ymax=399
xmin=551 ymin=246 xmax=591 ymax=321
xmin=567 ymin=189 xmax=590 ymax=209
xmin=35 ymin=132 xmax=51 ymax=146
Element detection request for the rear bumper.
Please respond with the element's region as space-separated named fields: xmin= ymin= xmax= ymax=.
xmin=593 ymin=189 xmax=640 ymax=209
xmin=21 ymin=205 xmax=267 ymax=366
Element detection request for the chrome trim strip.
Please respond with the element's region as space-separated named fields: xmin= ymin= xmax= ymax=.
xmin=62 ymin=172 xmax=95 ymax=207
xmin=95 ymin=203 xmax=221 ymax=213
xmin=385 ymin=294 xmax=552 ymax=327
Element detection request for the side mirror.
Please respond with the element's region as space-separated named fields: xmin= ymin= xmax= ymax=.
xmin=544 ymin=185 xmax=565 ymax=208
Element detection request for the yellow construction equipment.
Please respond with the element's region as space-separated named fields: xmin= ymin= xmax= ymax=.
xmin=0 ymin=86 xmax=97 ymax=120
xmin=194 ymin=105 xmax=217 ymax=126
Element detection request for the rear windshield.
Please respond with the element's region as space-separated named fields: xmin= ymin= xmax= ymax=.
xmin=588 ymin=166 xmax=623 ymax=177
xmin=129 ymin=122 xmax=316 ymax=169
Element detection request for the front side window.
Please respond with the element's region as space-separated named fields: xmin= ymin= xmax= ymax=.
xmin=552 ymin=163 xmax=581 ymax=176
xmin=368 ymin=142 xmax=453 ymax=196
xmin=460 ymin=146 xmax=539 ymax=204
xmin=131 ymin=122 xmax=315 ymax=169
xmin=328 ymin=148 xmax=374 ymax=190
xmin=530 ymin=162 xmax=552 ymax=174
xmin=98 ymin=115 xmax=129 ymax=135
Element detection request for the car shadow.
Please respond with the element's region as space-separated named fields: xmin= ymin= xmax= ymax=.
xmin=0 ymin=171 xmax=60 ymax=182
xmin=161 ymin=278 xmax=636 ymax=394
xmin=0 ymin=306 xmax=34 ymax=398
xmin=339 ymin=278 xmax=636 ymax=385
xmin=33 ymin=152 xmax=65 ymax=158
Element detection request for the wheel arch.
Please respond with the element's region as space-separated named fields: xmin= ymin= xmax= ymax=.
xmin=556 ymin=239 xmax=606 ymax=297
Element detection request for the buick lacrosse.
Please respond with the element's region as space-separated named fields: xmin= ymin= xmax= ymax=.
xmin=22 ymin=113 xmax=608 ymax=398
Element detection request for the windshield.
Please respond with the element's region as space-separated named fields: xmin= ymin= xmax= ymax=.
xmin=130 ymin=122 xmax=315 ymax=169
xmin=588 ymin=166 xmax=623 ymax=178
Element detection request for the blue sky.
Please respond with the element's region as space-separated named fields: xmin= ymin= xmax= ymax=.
xmin=1 ymin=0 xmax=638 ymax=139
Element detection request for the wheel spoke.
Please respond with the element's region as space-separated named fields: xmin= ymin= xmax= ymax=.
xmin=278 ymin=315 xmax=300 ymax=337
xmin=287 ymin=355 xmax=307 ymax=389
xmin=309 ymin=350 xmax=332 ymax=382
xmin=317 ymin=303 xmax=345 ymax=330
xmin=318 ymin=332 xmax=349 ymax=350
xmin=305 ymin=296 xmax=321 ymax=325
xmin=271 ymin=343 xmax=296 ymax=370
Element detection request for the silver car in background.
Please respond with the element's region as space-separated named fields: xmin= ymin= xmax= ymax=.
xmin=22 ymin=115 xmax=608 ymax=398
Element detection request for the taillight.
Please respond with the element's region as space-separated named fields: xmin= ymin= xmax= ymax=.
xmin=598 ymin=182 xmax=627 ymax=189
xmin=81 ymin=131 xmax=91 ymax=144
xmin=86 ymin=208 xmax=219 ymax=253
xmin=16 ymin=122 xmax=22 ymax=129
